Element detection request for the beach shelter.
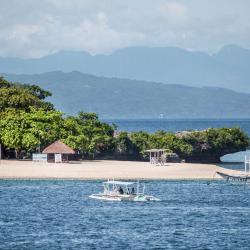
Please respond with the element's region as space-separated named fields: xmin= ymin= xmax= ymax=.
xmin=146 ymin=149 xmax=180 ymax=165
xmin=42 ymin=140 xmax=75 ymax=163
xmin=145 ymin=149 xmax=168 ymax=165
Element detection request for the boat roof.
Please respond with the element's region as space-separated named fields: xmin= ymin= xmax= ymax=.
xmin=103 ymin=180 xmax=135 ymax=186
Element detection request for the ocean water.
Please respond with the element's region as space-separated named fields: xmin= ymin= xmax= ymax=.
xmin=0 ymin=180 xmax=250 ymax=249
xmin=106 ymin=118 xmax=250 ymax=135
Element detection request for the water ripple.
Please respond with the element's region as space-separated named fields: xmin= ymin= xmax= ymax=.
xmin=0 ymin=180 xmax=249 ymax=249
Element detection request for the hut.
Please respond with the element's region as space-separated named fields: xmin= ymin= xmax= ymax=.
xmin=42 ymin=140 xmax=75 ymax=163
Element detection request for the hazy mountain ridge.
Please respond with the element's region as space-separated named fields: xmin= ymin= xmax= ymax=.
xmin=4 ymin=71 xmax=250 ymax=119
xmin=1 ymin=45 xmax=250 ymax=92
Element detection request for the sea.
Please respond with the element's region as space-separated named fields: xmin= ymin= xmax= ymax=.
xmin=1 ymin=119 xmax=250 ymax=249
xmin=0 ymin=180 xmax=249 ymax=249
xmin=105 ymin=118 xmax=250 ymax=135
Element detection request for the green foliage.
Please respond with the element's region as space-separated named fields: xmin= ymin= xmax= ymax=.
xmin=181 ymin=128 xmax=249 ymax=162
xmin=114 ymin=132 xmax=137 ymax=159
xmin=0 ymin=76 xmax=11 ymax=88
xmin=150 ymin=131 xmax=193 ymax=158
xmin=0 ymin=78 xmax=54 ymax=111
xmin=130 ymin=131 xmax=151 ymax=159
xmin=0 ymin=108 xmax=63 ymax=157
xmin=0 ymin=77 xmax=115 ymax=159
xmin=115 ymin=130 xmax=193 ymax=160
xmin=0 ymin=77 xmax=59 ymax=157
xmin=78 ymin=111 xmax=98 ymax=121
xmin=0 ymin=76 xmax=249 ymax=162
xmin=61 ymin=112 xmax=115 ymax=157
xmin=22 ymin=84 xmax=52 ymax=100
xmin=113 ymin=128 xmax=249 ymax=162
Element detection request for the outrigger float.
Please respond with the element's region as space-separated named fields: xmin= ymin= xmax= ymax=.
xmin=89 ymin=180 xmax=160 ymax=201
xmin=216 ymin=156 xmax=250 ymax=183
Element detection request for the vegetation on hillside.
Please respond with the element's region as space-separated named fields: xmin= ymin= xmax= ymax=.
xmin=0 ymin=77 xmax=249 ymax=162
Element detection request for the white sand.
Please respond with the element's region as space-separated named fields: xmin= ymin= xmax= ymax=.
xmin=0 ymin=160 xmax=243 ymax=180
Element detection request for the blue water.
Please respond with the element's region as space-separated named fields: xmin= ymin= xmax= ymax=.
xmin=106 ymin=119 xmax=250 ymax=135
xmin=0 ymin=180 xmax=250 ymax=249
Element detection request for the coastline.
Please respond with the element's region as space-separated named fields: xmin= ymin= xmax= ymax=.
xmin=0 ymin=160 xmax=242 ymax=180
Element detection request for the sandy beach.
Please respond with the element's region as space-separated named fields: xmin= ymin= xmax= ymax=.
xmin=0 ymin=160 xmax=242 ymax=180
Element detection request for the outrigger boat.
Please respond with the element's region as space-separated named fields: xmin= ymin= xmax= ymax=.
xmin=89 ymin=180 xmax=160 ymax=201
xmin=216 ymin=156 xmax=250 ymax=183
xmin=216 ymin=171 xmax=250 ymax=183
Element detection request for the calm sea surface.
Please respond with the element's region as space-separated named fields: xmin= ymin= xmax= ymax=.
xmin=0 ymin=180 xmax=250 ymax=250
xmin=105 ymin=118 xmax=250 ymax=135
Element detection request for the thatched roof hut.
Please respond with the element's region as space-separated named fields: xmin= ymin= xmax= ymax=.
xmin=43 ymin=140 xmax=75 ymax=154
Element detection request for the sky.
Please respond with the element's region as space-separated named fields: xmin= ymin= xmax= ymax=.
xmin=0 ymin=0 xmax=250 ymax=58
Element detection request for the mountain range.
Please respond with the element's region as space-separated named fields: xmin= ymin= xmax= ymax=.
xmin=4 ymin=71 xmax=250 ymax=119
xmin=1 ymin=45 xmax=250 ymax=93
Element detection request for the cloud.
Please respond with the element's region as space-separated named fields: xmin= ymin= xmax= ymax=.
xmin=158 ymin=2 xmax=189 ymax=24
xmin=0 ymin=0 xmax=249 ymax=57
xmin=0 ymin=9 xmax=144 ymax=58
xmin=55 ymin=12 xmax=145 ymax=55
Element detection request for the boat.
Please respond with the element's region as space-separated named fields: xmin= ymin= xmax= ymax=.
xmin=216 ymin=155 xmax=250 ymax=183
xmin=216 ymin=171 xmax=250 ymax=183
xmin=89 ymin=180 xmax=160 ymax=201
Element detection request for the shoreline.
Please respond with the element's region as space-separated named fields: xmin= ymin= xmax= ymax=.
xmin=0 ymin=160 xmax=243 ymax=181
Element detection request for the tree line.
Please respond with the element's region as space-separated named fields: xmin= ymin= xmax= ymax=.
xmin=0 ymin=77 xmax=249 ymax=162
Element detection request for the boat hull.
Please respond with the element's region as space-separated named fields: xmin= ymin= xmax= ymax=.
xmin=217 ymin=171 xmax=250 ymax=182
xmin=89 ymin=194 xmax=122 ymax=201
xmin=89 ymin=193 xmax=160 ymax=202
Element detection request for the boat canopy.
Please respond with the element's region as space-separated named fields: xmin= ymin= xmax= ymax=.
xmin=103 ymin=180 xmax=135 ymax=186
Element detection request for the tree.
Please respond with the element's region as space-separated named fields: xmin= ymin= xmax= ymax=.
xmin=22 ymin=84 xmax=52 ymax=100
xmin=0 ymin=108 xmax=64 ymax=158
xmin=0 ymin=78 xmax=54 ymax=111
xmin=0 ymin=76 xmax=11 ymax=88
xmin=150 ymin=131 xmax=193 ymax=159
xmin=114 ymin=132 xmax=137 ymax=160
xmin=130 ymin=131 xmax=151 ymax=160
xmin=61 ymin=112 xmax=115 ymax=158
xmin=181 ymin=128 xmax=249 ymax=162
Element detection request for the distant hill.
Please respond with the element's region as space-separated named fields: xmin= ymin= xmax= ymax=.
xmin=4 ymin=71 xmax=250 ymax=119
xmin=1 ymin=45 xmax=250 ymax=92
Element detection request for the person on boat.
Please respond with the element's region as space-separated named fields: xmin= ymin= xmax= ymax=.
xmin=118 ymin=187 xmax=124 ymax=194
xmin=131 ymin=187 xmax=135 ymax=194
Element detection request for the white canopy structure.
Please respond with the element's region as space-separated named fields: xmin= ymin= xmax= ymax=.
xmin=103 ymin=180 xmax=135 ymax=186
xmin=146 ymin=149 xmax=168 ymax=165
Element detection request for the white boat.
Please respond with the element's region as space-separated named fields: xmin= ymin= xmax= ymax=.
xmin=89 ymin=180 xmax=160 ymax=202
xmin=217 ymin=155 xmax=250 ymax=183
xmin=216 ymin=171 xmax=250 ymax=183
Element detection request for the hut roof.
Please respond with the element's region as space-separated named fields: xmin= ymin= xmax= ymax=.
xmin=42 ymin=140 xmax=75 ymax=154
